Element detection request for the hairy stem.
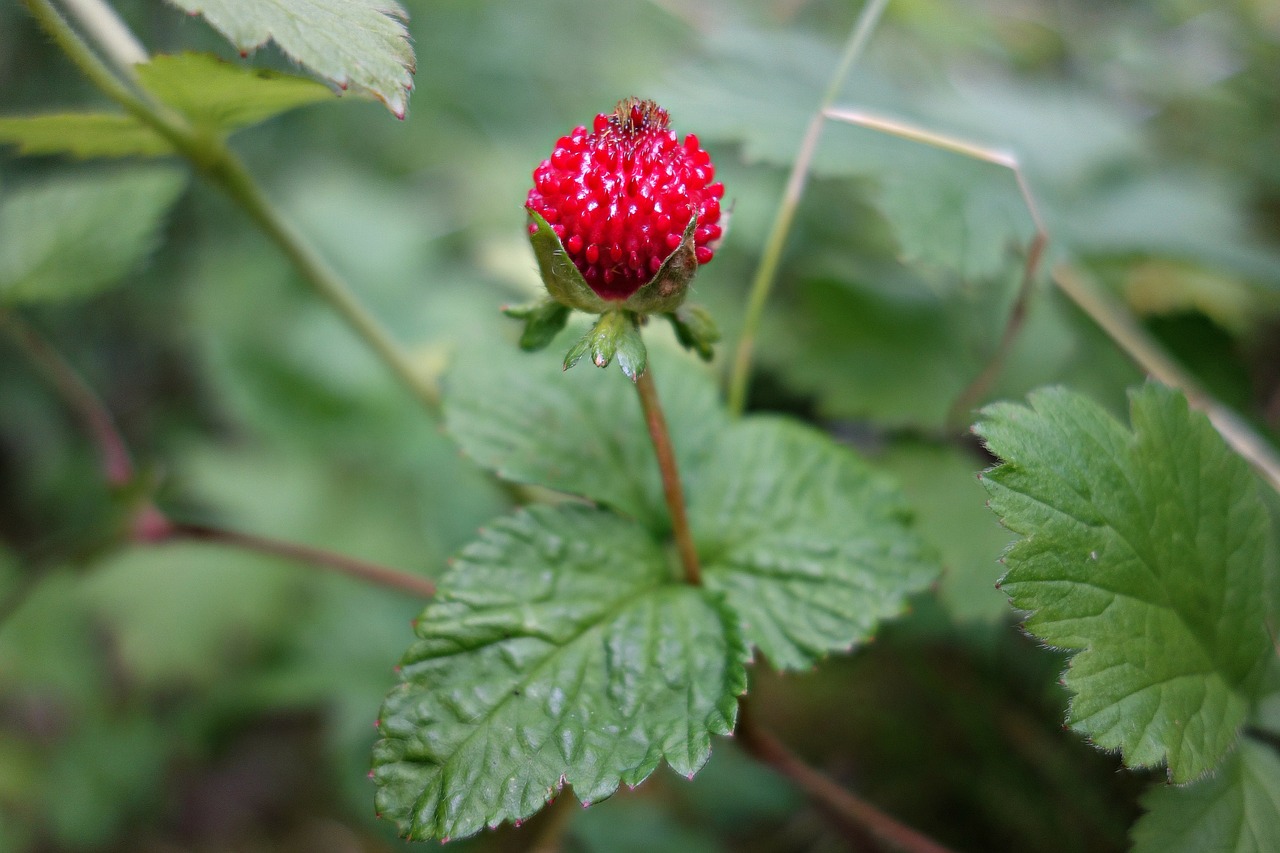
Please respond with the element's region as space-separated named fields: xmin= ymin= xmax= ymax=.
xmin=1053 ymin=264 xmax=1280 ymax=495
xmin=726 ymin=0 xmax=890 ymax=416
xmin=0 ymin=311 xmax=134 ymax=486
xmin=159 ymin=520 xmax=437 ymax=598
xmin=25 ymin=0 xmax=441 ymax=414
xmin=634 ymin=368 xmax=701 ymax=585
xmin=736 ymin=702 xmax=955 ymax=853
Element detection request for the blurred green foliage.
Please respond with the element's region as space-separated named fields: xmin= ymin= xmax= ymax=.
xmin=1 ymin=0 xmax=1278 ymax=850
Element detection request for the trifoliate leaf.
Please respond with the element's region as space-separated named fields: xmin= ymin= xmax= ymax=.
xmin=373 ymin=505 xmax=747 ymax=842
xmin=445 ymin=346 xmax=728 ymax=534
xmin=136 ymin=53 xmax=334 ymax=133
xmin=691 ymin=418 xmax=938 ymax=669
xmin=1131 ymin=739 xmax=1280 ymax=853
xmin=0 ymin=114 xmax=171 ymax=158
xmin=976 ymin=384 xmax=1275 ymax=782
xmin=161 ymin=0 xmax=414 ymax=117
xmin=0 ymin=167 xmax=186 ymax=303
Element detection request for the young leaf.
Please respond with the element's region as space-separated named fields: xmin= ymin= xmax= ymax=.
xmin=136 ymin=53 xmax=334 ymax=133
xmin=373 ymin=505 xmax=747 ymax=842
xmin=0 ymin=114 xmax=171 ymax=158
xmin=445 ymin=346 xmax=728 ymax=534
xmin=160 ymin=0 xmax=414 ymax=118
xmin=1131 ymin=738 xmax=1280 ymax=853
xmin=976 ymin=384 xmax=1275 ymax=782
xmin=0 ymin=167 xmax=187 ymax=303
xmin=691 ymin=417 xmax=938 ymax=669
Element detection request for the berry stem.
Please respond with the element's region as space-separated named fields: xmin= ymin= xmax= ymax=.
xmin=726 ymin=0 xmax=889 ymax=416
xmin=634 ymin=366 xmax=702 ymax=585
xmin=24 ymin=0 xmax=442 ymax=415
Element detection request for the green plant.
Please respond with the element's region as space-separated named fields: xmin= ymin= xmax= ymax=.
xmin=1 ymin=1 xmax=1278 ymax=851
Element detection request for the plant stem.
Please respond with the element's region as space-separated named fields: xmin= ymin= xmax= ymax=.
xmin=726 ymin=0 xmax=890 ymax=416
xmin=736 ymin=701 xmax=955 ymax=853
xmin=634 ymin=367 xmax=701 ymax=585
xmin=24 ymin=0 xmax=441 ymax=414
xmin=1053 ymin=264 xmax=1280 ymax=495
xmin=158 ymin=520 xmax=437 ymax=598
xmin=0 ymin=310 xmax=134 ymax=486
xmin=58 ymin=0 xmax=146 ymax=74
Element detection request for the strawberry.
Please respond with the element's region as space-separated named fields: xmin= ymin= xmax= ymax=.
xmin=526 ymin=98 xmax=724 ymax=302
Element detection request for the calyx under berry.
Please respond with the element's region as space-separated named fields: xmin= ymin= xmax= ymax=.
xmin=525 ymin=97 xmax=724 ymax=309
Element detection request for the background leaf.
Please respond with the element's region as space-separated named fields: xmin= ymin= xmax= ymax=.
xmin=1131 ymin=738 xmax=1280 ymax=853
xmin=692 ymin=417 xmax=938 ymax=670
xmin=161 ymin=0 xmax=415 ymax=117
xmin=136 ymin=52 xmax=334 ymax=133
xmin=976 ymin=384 xmax=1275 ymax=781
xmin=373 ymin=505 xmax=747 ymax=841
xmin=0 ymin=113 xmax=172 ymax=158
xmin=0 ymin=166 xmax=186 ymax=303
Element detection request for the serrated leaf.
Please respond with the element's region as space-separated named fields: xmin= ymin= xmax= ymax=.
xmin=0 ymin=114 xmax=172 ymax=158
xmin=976 ymin=384 xmax=1275 ymax=781
xmin=1132 ymin=739 xmax=1280 ymax=853
xmin=0 ymin=167 xmax=187 ymax=303
xmin=161 ymin=0 xmax=414 ymax=117
xmin=445 ymin=345 xmax=728 ymax=533
xmin=373 ymin=505 xmax=747 ymax=842
xmin=136 ymin=52 xmax=334 ymax=133
xmin=691 ymin=417 xmax=938 ymax=669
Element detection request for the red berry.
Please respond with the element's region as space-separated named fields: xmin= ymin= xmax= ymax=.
xmin=526 ymin=98 xmax=722 ymax=301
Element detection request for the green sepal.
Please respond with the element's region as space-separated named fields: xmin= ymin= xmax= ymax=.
xmin=502 ymin=299 xmax=571 ymax=351
xmin=665 ymin=303 xmax=720 ymax=361
xmin=562 ymin=310 xmax=646 ymax=381
xmin=526 ymin=208 xmax=610 ymax=313
xmin=621 ymin=216 xmax=699 ymax=314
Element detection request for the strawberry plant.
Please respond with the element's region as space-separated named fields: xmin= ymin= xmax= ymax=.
xmin=1 ymin=1 xmax=1278 ymax=852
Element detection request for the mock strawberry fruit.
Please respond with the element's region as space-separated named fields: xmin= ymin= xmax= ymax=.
xmin=526 ymin=98 xmax=724 ymax=303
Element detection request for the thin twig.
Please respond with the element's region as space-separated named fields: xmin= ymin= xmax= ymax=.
xmin=634 ymin=367 xmax=702 ymax=585
xmin=736 ymin=701 xmax=956 ymax=853
xmin=1053 ymin=264 xmax=1280 ymax=495
xmin=726 ymin=0 xmax=891 ymax=416
xmin=0 ymin=310 xmax=134 ymax=486
xmin=159 ymin=520 xmax=437 ymax=598
xmin=819 ymin=107 xmax=1048 ymax=429
xmin=58 ymin=0 xmax=146 ymax=74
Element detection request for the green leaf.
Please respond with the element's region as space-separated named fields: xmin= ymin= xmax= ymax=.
xmin=160 ymin=0 xmax=414 ymax=117
xmin=136 ymin=52 xmax=334 ymax=133
xmin=0 ymin=113 xmax=172 ymax=158
xmin=1132 ymin=739 xmax=1280 ymax=853
xmin=692 ymin=418 xmax=938 ymax=669
xmin=976 ymin=384 xmax=1275 ymax=781
xmin=0 ymin=167 xmax=187 ymax=303
xmin=373 ymin=505 xmax=747 ymax=842
xmin=503 ymin=299 xmax=571 ymax=352
xmin=445 ymin=345 xmax=728 ymax=533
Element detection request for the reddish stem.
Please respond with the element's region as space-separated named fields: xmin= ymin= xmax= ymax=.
xmin=634 ymin=367 xmax=701 ymax=585
xmin=737 ymin=701 xmax=956 ymax=853
xmin=159 ymin=520 xmax=437 ymax=599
